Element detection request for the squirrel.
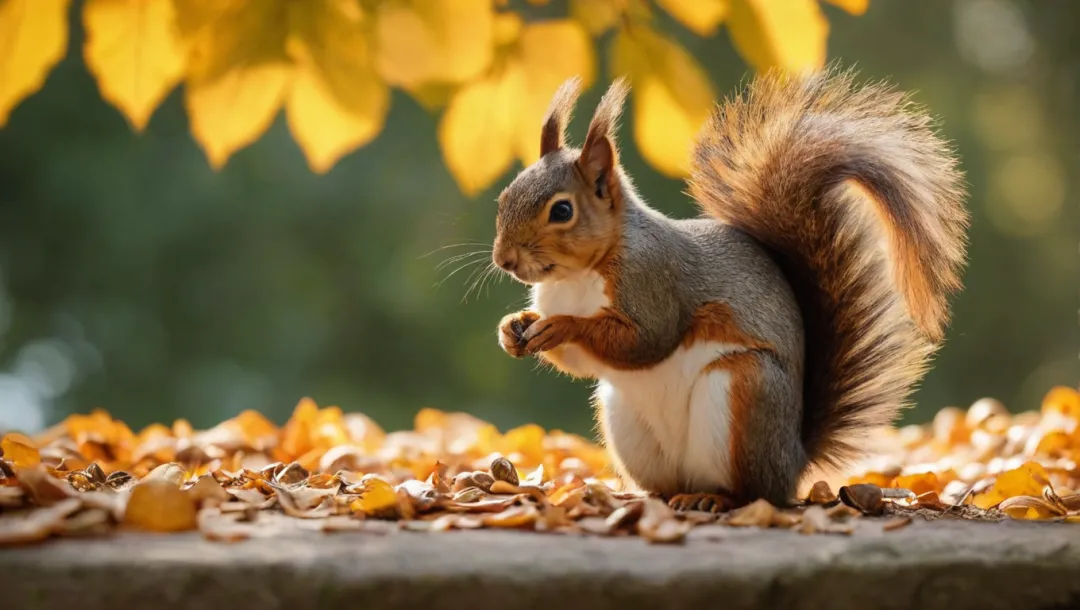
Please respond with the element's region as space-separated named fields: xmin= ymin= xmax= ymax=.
xmin=491 ymin=67 xmax=969 ymax=511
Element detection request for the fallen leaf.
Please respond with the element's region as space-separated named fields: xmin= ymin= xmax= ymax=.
xmin=123 ymin=479 xmax=198 ymax=532
xmin=482 ymin=504 xmax=539 ymax=528
xmin=636 ymin=498 xmax=690 ymax=544
xmin=349 ymin=477 xmax=398 ymax=516
xmin=727 ymin=499 xmax=777 ymax=527
xmin=0 ymin=498 xmax=83 ymax=546
xmin=799 ymin=504 xmax=852 ymax=535
xmin=1 ymin=433 xmax=41 ymax=468
xmin=972 ymin=461 xmax=1051 ymax=510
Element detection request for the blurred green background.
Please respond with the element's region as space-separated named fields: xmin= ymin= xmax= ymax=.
xmin=0 ymin=0 xmax=1076 ymax=437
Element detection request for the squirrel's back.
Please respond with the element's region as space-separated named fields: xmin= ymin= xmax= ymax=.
xmin=687 ymin=67 xmax=969 ymax=469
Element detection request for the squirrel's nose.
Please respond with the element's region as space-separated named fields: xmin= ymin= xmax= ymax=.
xmin=494 ymin=248 xmax=518 ymax=272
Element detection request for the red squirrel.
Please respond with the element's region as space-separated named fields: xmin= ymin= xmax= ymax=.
xmin=492 ymin=67 xmax=969 ymax=511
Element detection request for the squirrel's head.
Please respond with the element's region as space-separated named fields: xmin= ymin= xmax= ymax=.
xmin=493 ymin=77 xmax=630 ymax=284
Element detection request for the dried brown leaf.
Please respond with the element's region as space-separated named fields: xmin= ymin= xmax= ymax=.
xmin=637 ymin=498 xmax=690 ymax=544
xmin=123 ymin=478 xmax=198 ymax=532
xmin=727 ymin=499 xmax=777 ymax=527
xmin=0 ymin=498 xmax=82 ymax=546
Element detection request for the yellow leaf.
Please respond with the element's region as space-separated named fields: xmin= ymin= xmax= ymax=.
xmin=286 ymin=0 xmax=389 ymax=173
xmin=374 ymin=0 xmax=494 ymax=89
xmin=514 ymin=20 xmax=596 ymax=165
xmin=174 ymin=0 xmax=292 ymax=169
xmin=611 ymin=26 xmax=715 ymax=178
xmin=656 ymin=0 xmax=729 ymax=37
xmin=350 ymin=477 xmax=397 ymax=514
xmin=0 ymin=0 xmax=70 ymax=127
xmin=1 ymin=432 xmax=41 ymax=468
xmin=726 ymin=0 xmax=828 ymax=72
xmin=569 ymin=0 xmax=620 ymax=36
xmin=438 ymin=64 xmax=525 ymax=196
xmin=824 ymin=0 xmax=869 ymax=15
xmin=972 ymin=461 xmax=1051 ymax=510
xmin=123 ymin=478 xmax=198 ymax=532
xmin=82 ymin=0 xmax=185 ymax=131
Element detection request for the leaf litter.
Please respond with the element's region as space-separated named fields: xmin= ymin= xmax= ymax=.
xmin=2 ymin=386 xmax=1080 ymax=546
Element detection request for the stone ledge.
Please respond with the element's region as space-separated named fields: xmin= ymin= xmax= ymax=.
xmin=2 ymin=519 xmax=1080 ymax=610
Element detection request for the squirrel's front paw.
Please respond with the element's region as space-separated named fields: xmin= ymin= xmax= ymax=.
xmin=498 ymin=311 xmax=540 ymax=358
xmin=522 ymin=316 xmax=576 ymax=355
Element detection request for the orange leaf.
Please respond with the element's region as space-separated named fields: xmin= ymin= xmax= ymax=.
xmin=1 ymin=433 xmax=41 ymax=468
xmin=123 ymin=479 xmax=198 ymax=532
xmin=1043 ymin=386 xmax=1080 ymax=419
xmin=972 ymin=461 xmax=1051 ymax=510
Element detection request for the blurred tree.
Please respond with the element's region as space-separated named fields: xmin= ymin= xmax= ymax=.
xmin=0 ymin=0 xmax=866 ymax=195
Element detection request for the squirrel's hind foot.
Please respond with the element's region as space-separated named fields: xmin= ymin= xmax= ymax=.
xmin=667 ymin=492 xmax=737 ymax=514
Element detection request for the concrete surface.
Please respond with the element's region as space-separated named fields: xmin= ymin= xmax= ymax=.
xmin=2 ymin=518 xmax=1080 ymax=610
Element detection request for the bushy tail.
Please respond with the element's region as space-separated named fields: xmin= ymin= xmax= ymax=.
xmin=687 ymin=66 xmax=969 ymax=468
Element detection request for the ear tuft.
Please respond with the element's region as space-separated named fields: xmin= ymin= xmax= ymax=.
xmin=539 ymin=76 xmax=584 ymax=158
xmin=584 ymin=77 xmax=630 ymax=146
xmin=579 ymin=78 xmax=630 ymax=198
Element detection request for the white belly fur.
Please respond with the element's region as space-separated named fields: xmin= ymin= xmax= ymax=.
xmin=531 ymin=272 xmax=739 ymax=494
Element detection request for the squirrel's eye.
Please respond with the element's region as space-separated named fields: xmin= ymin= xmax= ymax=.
xmin=549 ymin=200 xmax=574 ymax=224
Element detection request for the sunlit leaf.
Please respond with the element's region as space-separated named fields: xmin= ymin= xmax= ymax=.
xmin=611 ymin=25 xmax=715 ymax=177
xmin=373 ymin=0 xmax=494 ymax=89
xmin=972 ymin=461 xmax=1051 ymax=510
xmin=1 ymin=433 xmax=41 ymax=468
xmin=438 ymin=64 xmax=525 ymax=196
xmin=1042 ymin=386 xmax=1080 ymax=419
xmin=123 ymin=478 xmax=198 ymax=532
xmin=726 ymin=0 xmax=828 ymax=72
xmin=286 ymin=0 xmax=389 ymax=173
xmin=823 ymin=0 xmax=869 ymax=15
xmin=569 ymin=0 xmax=621 ymax=36
xmin=0 ymin=0 xmax=70 ymax=127
xmin=656 ymin=0 xmax=729 ymax=37
xmin=174 ymin=0 xmax=292 ymax=169
xmin=349 ymin=477 xmax=398 ymax=515
xmin=514 ymin=20 xmax=596 ymax=166
xmin=82 ymin=0 xmax=186 ymax=131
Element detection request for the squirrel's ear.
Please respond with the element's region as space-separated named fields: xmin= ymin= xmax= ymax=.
xmin=539 ymin=77 xmax=583 ymax=158
xmin=579 ymin=78 xmax=629 ymax=201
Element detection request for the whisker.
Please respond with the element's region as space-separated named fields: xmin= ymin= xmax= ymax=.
xmin=435 ymin=258 xmax=487 ymax=289
xmin=435 ymin=250 xmax=490 ymax=272
xmin=420 ymin=242 xmax=492 ymax=260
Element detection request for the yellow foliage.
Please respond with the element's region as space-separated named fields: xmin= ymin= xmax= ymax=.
xmin=373 ymin=0 xmax=494 ymax=89
xmin=82 ymin=0 xmax=185 ymax=131
xmin=285 ymin=0 xmax=389 ymax=173
xmin=0 ymin=0 xmax=869 ymax=192
xmin=174 ymin=0 xmax=291 ymax=169
xmin=727 ymin=0 xmax=829 ymax=72
xmin=0 ymin=0 xmax=70 ymax=127
xmin=569 ymin=0 xmax=621 ymax=36
xmin=824 ymin=0 xmax=870 ymax=15
xmin=1 ymin=432 xmax=41 ymax=468
xmin=440 ymin=18 xmax=595 ymax=195
xmin=612 ymin=25 xmax=715 ymax=178
xmin=656 ymin=0 xmax=729 ymax=37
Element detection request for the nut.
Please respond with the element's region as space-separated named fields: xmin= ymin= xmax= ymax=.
xmin=490 ymin=456 xmax=520 ymax=486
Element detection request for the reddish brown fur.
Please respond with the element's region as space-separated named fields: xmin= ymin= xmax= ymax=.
xmin=702 ymin=352 xmax=762 ymax=494
xmin=688 ymin=66 xmax=969 ymax=469
xmin=682 ymin=302 xmax=775 ymax=354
